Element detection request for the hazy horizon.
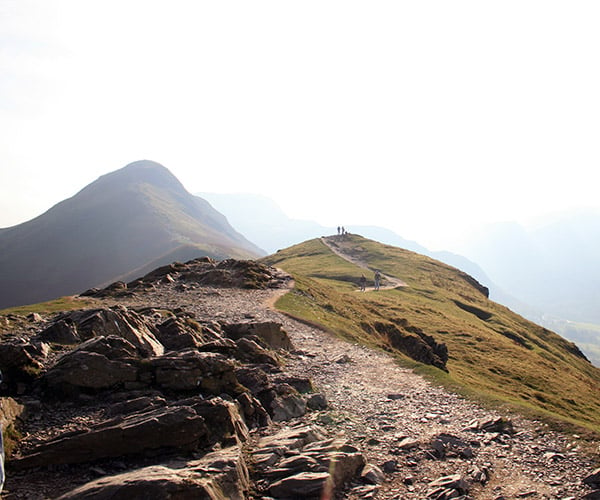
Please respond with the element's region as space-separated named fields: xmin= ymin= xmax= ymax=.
xmin=2 ymin=2 xmax=600 ymax=250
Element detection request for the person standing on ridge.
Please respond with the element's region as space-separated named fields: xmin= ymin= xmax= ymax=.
xmin=359 ymin=274 xmax=366 ymax=292
xmin=374 ymin=270 xmax=381 ymax=291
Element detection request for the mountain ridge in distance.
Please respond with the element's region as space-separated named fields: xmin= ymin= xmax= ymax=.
xmin=0 ymin=160 xmax=263 ymax=309
xmin=458 ymin=210 xmax=600 ymax=365
xmin=199 ymin=191 xmax=519 ymax=307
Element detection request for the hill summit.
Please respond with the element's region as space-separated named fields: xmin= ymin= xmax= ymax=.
xmin=264 ymin=235 xmax=600 ymax=431
xmin=0 ymin=160 xmax=262 ymax=309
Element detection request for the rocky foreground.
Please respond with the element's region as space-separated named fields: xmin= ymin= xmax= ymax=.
xmin=0 ymin=257 xmax=599 ymax=499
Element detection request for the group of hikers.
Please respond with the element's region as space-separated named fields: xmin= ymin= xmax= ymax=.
xmin=336 ymin=226 xmax=348 ymax=238
xmin=331 ymin=227 xmax=382 ymax=292
xmin=359 ymin=269 xmax=381 ymax=292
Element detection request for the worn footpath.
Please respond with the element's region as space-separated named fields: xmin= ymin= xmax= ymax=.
xmin=1 ymin=256 xmax=599 ymax=499
xmin=125 ymin=280 xmax=599 ymax=500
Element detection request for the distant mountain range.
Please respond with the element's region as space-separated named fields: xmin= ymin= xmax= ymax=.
xmin=199 ymin=192 xmax=600 ymax=365
xmin=456 ymin=210 xmax=600 ymax=365
xmin=3 ymin=163 xmax=598 ymax=365
xmin=459 ymin=210 xmax=600 ymax=323
xmin=199 ymin=192 xmax=516 ymax=303
xmin=0 ymin=161 xmax=262 ymax=309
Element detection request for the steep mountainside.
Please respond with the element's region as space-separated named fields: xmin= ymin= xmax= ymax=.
xmin=0 ymin=161 xmax=263 ymax=308
xmin=264 ymin=235 xmax=600 ymax=431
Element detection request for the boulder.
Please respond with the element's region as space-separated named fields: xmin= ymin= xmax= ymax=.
xmin=0 ymin=339 xmax=46 ymax=394
xmin=83 ymin=281 xmax=129 ymax=298
xmin=426 ymin=474 xmax=469 ymax=499
xmin=179 ymin=259 xmax=280 ymax=289
xmin=68 ymin=308 xmax=164 ymax=357
xmin=255 ymin=430 xmax=366 ymax=499
xmin=317 ymin=446 xmax=366 ymax=488
xmin=188 ymin=397 xmax=249 ymax=446
xmin=222 ymin=322 xmax=294 ymax=351
xmin=270 ymin=384 xmax=307 ymax=421
xmin=151 ymin=350 xmax=242 ymax=394
xmin=478 ymin=417 xmax=514 ymax=434
xmin=272 ymin=376 xmax=314 ymax=393
xmin=430 ymin=433 xmax=475 ymax=459
xmin=257 ymin=425 xmax=326 ymax=452
xmin=13 ymin=405 xmax=208 ymax=469
xmin=428 ymin=474 xmax=468 ymax=490
xmin=0 ymin=339 xmax=45 ymax=370
xmin=155 ymin=316 xmax=205 ymax=351
xmin=27 ymin=312 xmax=43 ymax=322
xmin=266 ymin=455 xmax=323 ymax=479
xmin=361 ymin=464 xmax=385 ymax=485
xmin=269 ymin=472 xmax=332 ymax=498
xmin=236 ymin=392 xmax=271 ymax=428
xmin=57 ymin=445 xmax=249 ymax=500
xmin=234 ymin=337 xmax=280 ymax=366
xmin=307 ymin=393 xmax=328 ymax=410
xmin=235 ymin=366 xmax=271 ymax=395
xmin=38 ymin=319 xmax=80 ymax=345
xmin=198 ymin=338 xmax=238 ymax=355
xmin=43 ymin=350 xmax=139 ymax=393
xmin=74 ymin=335 xmax=139 ymax=359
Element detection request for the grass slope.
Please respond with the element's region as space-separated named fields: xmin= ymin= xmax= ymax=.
xmin=264 ymin=236 xmax=600 ymax=432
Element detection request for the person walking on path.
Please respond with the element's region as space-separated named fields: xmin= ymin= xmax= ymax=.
xmin=359 ymin=274 xmax=366 ymax=292
xmin=374 ymin=270 xmax=381 ymax=291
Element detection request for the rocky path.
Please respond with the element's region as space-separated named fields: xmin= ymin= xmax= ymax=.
xmin=135 ymin=282 xmax=599 ymax=499
xmin=4 ymin=255 xmax=598 ymax=500
xmin=320 ymin=236 xmax=407 ymax=291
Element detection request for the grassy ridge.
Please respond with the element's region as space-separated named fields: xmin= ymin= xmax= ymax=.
xmin=264 ymin=236 xmax=600 ymax=431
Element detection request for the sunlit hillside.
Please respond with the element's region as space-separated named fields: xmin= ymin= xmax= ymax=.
xmin=264 ymin=235 xmax=600 ymax=432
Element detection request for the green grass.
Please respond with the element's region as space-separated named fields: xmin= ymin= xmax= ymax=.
xmin=264 ymin=235 xmax=600 ymax=433
xmin=0 ymin=296 xmax=97 ymax=316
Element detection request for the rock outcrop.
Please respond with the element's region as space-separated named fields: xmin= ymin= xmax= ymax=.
xmin=56 ymin=446 xmax=250 ymax=500
xmin=1 ymin=263 xmax=369 ymax=498
xmin=2 ymin=256 xmax=598 ymax=499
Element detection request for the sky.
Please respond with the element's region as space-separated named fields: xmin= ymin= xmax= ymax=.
xmin=2 ymin=1 xmax=600 ymax=250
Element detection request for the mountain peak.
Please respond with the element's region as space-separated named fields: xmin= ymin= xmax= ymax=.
xmin=88 ymin=160 xmax=184 ymax=194
xmin=0 ymin=161 xmax=262 ymax=309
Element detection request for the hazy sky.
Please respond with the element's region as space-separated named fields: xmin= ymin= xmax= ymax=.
xmin=2 ymin=1 xmax=599 ymax=250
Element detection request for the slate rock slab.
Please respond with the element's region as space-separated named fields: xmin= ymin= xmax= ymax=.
xmin=13 ymin=405 xmax=208 ymax=469
xmin=56 ymin=445 xmax=249 ymax=500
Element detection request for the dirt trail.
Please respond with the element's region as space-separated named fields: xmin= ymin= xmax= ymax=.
xmin=268 ymin=302 xmax=595 ymax=499
xmin=320 ymin=236 xmax=407 ymax=291
xmin=134 ymin=282 xmax=597 ymax=499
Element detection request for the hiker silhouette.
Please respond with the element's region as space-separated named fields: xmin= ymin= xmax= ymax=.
xmin=359 ymin=274 xmax=366 ymax=292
